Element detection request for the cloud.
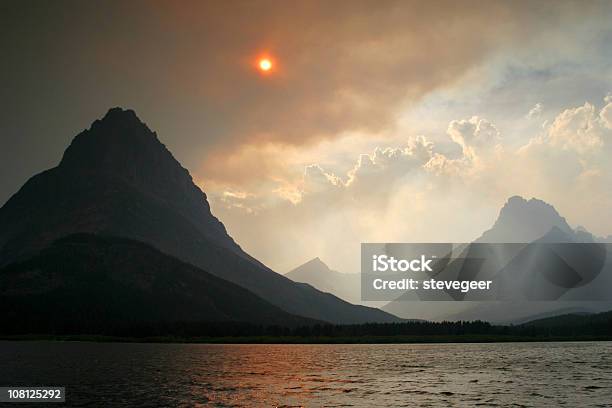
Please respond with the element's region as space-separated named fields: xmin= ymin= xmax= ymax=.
xmin=215 ymin=95 xmax=612 ymax=219
xmin=302 ymin=164 xmax=344 ymax=194
xmin=546 ymin=102 xmax=610 ymax=153
xmin=347 ymin=136 xmax=435 ymax=186
xmin=210 ymin=94 xmax=612 ymax=272
xmin=600 ymin=98 xmax=612 ymax=129
xmin=217 ymin=190 xmax=262 ymax=215
xmin=164 ymin=0 xmax=607 ymax=180
xmin=527 ymin=103 xmax=543 ymax=119
xmin=447 ymin=116 xmax=502 ymax=160
xmin=3 ymin=0 xmax=608 ymax=207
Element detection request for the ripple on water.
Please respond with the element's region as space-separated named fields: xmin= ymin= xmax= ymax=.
xmin=1 ymin=342 xmax=612 ymax=407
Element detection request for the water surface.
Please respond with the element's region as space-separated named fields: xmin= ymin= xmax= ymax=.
xmin=0 ymin=341 xmax=611 ymax=407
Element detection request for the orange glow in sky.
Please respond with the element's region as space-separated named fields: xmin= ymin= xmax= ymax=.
xmin=258 ymin=58 xmax=273 ymax=73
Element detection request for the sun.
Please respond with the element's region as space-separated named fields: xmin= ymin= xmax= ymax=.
xmin=258 ymin=58 xmax=272 ymax=72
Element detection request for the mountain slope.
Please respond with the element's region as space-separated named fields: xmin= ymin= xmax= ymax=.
xmin=451 ymin=198 xmax=612 ymax=322
xmin=382 ymin=195 xmax=612 ymax=322
xmin=0 ymin=234 xmax=317 ymax=334
xmin=520 ymin=309 xmax=612 ymax=330
xmin=0 ymin=108 xmax=398 ymax=324
xmin=286 ymin=258 xmax=361 ymax=304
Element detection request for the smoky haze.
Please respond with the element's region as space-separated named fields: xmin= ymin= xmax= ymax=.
xmin=0 ymin=0 xmax=599 ymax=204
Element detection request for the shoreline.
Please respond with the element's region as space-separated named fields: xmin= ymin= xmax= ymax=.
xmin=2 ymin=334 xmax=611 ymax=345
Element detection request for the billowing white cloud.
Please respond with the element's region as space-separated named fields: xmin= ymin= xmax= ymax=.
xmin=347 ymin=136 xmax=434 ymax=185
xmin=447 ymin=116 xmax=501 ymax=160
xmin=210 ymin=94 xmax=612 ymax=273
xmin=600 ymin=98 xmax=612 ymax=129
xmin=546 ymin=102 xmax=608 ymax=153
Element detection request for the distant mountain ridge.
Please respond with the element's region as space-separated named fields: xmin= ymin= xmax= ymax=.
xmin=520 ymin=309 xmax=612 ymax=329
xmin=0 ymin=108 xmax=399 ymax=324
xmin=383 ymin=195 xmax=612 ymax=322
xmin=286 ymin=258 xmax=361 ymax=304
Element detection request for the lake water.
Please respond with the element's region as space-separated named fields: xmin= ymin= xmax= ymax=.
xmin=0 ymin=341 xmax=611 ymax=407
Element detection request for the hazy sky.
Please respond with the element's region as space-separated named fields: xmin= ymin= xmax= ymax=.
xmin=2 ymin=0 xmax=612 ymax=273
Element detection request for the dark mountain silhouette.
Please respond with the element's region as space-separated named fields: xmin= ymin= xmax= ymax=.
xmin=443 ymin=301 xmax=608 ymax=325
xmin=0 ymin=234 xmax=318 ymax=334
xmin=520 ymin=309 xmax=612 ymax=329
xmin=0 ymin=108 xmax=398 ymax=324
xmin=512 ymin=308 xmax=595 ymax=325
xmin=286 ymin=258 xmax=361 ymax=304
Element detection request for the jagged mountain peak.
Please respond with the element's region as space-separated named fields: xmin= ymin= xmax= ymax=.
xmin=286 ymin=257 xmax=362 ymax=304
xmin=60 ymin=107 xmax=174 ymax=174
xmin=302 ymin=257 xmax=329 ymax=270
xmin=499 ymin=196 xmax=568 ymax=225
xmin=101 ymin=106 xmax=140 ymax=121
xmin=58 ymin=107 xmax=219 ymax=224
xmin=477 ymin=195 xmax=573 ymax=243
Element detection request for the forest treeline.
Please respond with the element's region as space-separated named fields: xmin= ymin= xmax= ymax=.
xmin=2 ymin=311 xmax=611 ymax=339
